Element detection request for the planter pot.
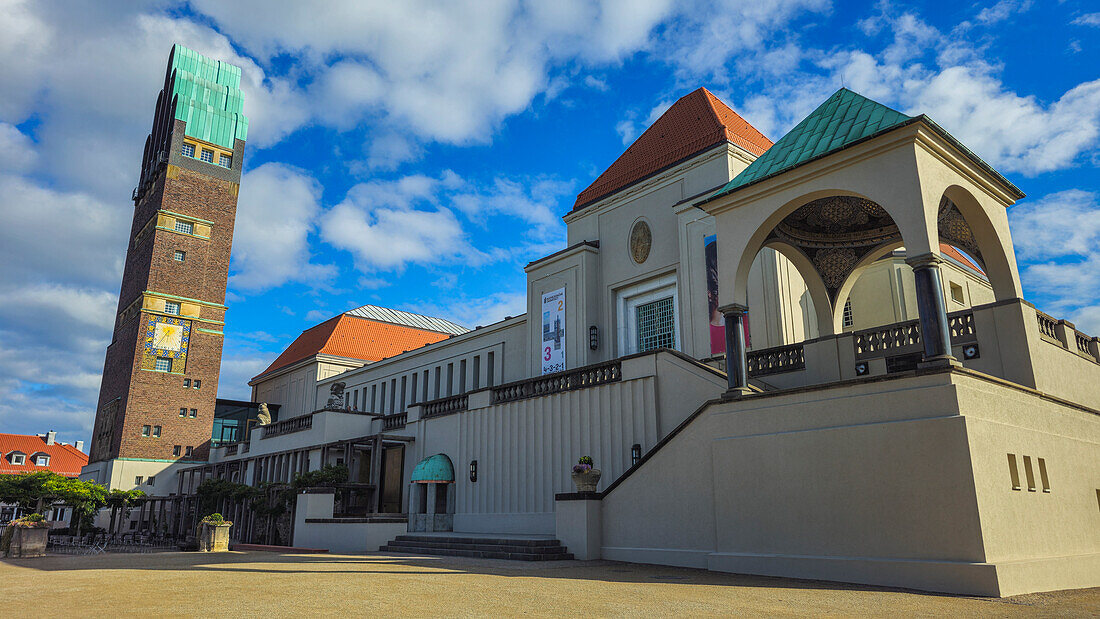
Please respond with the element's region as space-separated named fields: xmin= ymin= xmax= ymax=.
xmin=571 ymin=468 xmax=602 ymax=492
xmin=5 ymin=527 xmax=49 ymax=558
xmin=198 ymin=523 xmax=231 ymax=552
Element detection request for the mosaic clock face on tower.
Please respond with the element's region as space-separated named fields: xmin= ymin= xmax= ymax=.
xmin=141 ymin=315 xmax=191 ymax=371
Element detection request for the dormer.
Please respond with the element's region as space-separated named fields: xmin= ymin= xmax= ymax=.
xmin=30 ymin=452 xmax=50 ymax=466
xmin=8 ymin=450 xmax=26 ymax=466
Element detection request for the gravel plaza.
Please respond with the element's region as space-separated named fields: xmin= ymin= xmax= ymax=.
xmin=2 ymin=550 xmax=1097 ymax=617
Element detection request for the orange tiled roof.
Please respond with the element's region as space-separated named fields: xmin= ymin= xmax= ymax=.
xmin=0 ymin=434 xmax=88 ymax=477
xmin=573 ymin=87 xmax=772 ymax=210
xmin=940 ymin=243 xmax=984 ymax=275
xmin=253 ymin=313 xmax=460 ymax=382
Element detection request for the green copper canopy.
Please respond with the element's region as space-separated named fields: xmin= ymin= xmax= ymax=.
xmin=411 ymin=454 xmax=455 ymax=483
xmin=709 ymin=88 xmax=911 ymax=200
xmin=169 ymin=44 xmax=248 ymax=149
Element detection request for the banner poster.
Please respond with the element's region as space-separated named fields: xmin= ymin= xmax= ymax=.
xmin=705 ymin=235 xmax=749 ymax=354
xmin=541 ymin=287 xmax=566 ymax=375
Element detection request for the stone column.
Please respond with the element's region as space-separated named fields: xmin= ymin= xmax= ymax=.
xmin=907 ymin=253 xmax=959 ymax=366
xmin=720 ymin=303 xmax=751 ymax=398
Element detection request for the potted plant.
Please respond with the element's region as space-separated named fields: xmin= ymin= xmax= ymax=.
xmin=2 ymin=513 xmax=51 ymax=558
xmin=571 ymin=456 xmax=601 ymax=492
xmin=198 ymin=513 xmax=233 ymax=552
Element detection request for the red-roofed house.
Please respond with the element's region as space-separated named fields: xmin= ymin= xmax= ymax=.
xmin=250 ymin=305 xmax=468 ymax=417
xmin=1 ymin=431 xmax=89 ymax=525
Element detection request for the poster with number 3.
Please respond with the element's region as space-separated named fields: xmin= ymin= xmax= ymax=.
xmin=541 ymin=287 xmax=566 ymax=375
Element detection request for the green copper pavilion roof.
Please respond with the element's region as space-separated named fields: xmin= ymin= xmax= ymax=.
xmin=708 ymin=88 xmax=912 ymax=200
xmin=411 ymin=454 xmax=455 ymax=483
xmin=168 ymin=44 xmax=248 ymax=149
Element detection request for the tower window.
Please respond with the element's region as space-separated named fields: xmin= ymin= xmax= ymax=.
xmin=173 ymin=445 xmax=181 ymax=457
xmin=141 ymin=425 xmax=151 ymax=437
xmin=179 ymin=407 xmax=187 ymax=417
xmin=189 ymin=408 xmax=197 ymax=418
xmin=174 ymin=220 xmax=194 ymax=235
xmin=219 ymin=154 xmax=232 ymax=168
xmin=155 ymin=357 xmax=172 ymax=372
xmin=200 ymin=149 xmax=214 ymax=163
xmin=135 ymin=476 xmax=143 ymax=485
xmin=181 ymin=143 xmax=195 ymax=158
xmin=174 ymin=250 xmax=186 ymax=262
xmin=636 ymin=296 xmax=676 ymax=353
xmin=193 ymin=379 xmax=201 ymax=389
xmin=185 ymin=446 xmax=193 ymax=457
xmin=164 ymin=301 xmax=181 ymax=315
xmin=152 ymin=425 xmax=161 ymax=437
xmin=183 ymin=379 xmax=191 ymax=388
xmin=843 ymin=299 xmax=854 ymax=328
xmin=147 ymin=476 xmax=155 ymax=486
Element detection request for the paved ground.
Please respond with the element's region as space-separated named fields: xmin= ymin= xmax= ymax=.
xmin=1 ymin=550 xmax=1097 ymax=617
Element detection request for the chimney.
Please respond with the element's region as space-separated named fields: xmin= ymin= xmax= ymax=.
xmin=46 ymin=430 xmax=56 ymax=445
xmin=75 ymin=440 xmax=85 ymax=453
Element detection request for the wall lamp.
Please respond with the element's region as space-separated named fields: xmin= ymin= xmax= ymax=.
xmin=589 ymin=325 xmax=599 ymax=351
xmin=469 ymin=460 xmax=478 ymax=483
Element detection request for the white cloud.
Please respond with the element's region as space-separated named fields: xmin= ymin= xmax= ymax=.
xmin=1009 ymin=190 xmax=1100 ymax=330
xmin=976 ymin=0 xmax=1032 ymax=25
xmin=404 ymin=292 xmax=527 ymax=330
xmin=230 ymin=163 xmax=335 ymax=291
xmin=1072 ymin=12 xmax=1100 ymax=27
xmin=0 ymin=123 xmax=37 ymax=172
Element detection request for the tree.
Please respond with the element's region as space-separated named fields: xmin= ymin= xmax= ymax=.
xmin=0 ymin=472 xmax=109 ymax=536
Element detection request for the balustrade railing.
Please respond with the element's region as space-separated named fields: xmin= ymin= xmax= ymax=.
xmin=225 ymin=444 xmax=238 ymax=456
xmin=746 ymin=343 xmax=805 ymax=377
xmin=853 ymin=310 xmax=976 ymax=361
xmin=261 ymin=414 xmax=313 ymax=439
xmin=422 ymin=394 xmax=469 ymax=419
xmin=491 ymin=360 xmax=621 ymax=404
xmin=1036 ymin=311 xmax=1059 ymax=342
xmin=381 ymin=412 xmax=407 ymax=431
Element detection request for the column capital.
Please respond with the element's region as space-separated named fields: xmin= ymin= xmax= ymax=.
xmin=905 ymin=252 xmax=944 ymax=270
xmin=717 ymin=303 xmax=750 ymax=316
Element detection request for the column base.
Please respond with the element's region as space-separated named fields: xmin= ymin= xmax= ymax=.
xmin=723 ymin=387 xmax=754 ymax=400
xmin=918 ymin=355 xmax=961 ymax=370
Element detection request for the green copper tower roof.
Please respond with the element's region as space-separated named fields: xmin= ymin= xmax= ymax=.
xmin=709 ymin=88 xmax=911 ymax=200
xmin=168 ymin=44 xmax=248 ymax=149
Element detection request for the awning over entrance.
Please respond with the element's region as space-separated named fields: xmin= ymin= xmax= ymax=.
xmin=411 ymin=454 xmax=454 ymax=483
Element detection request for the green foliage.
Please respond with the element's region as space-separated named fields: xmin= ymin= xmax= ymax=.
xmin=200 ymin=512 xmax=232 ymax=526
xmin=9 ymin=513 xmax=50 ymax=528
xmin=291 ymin=464 xmax=348 ymax=489
xmin=0 ymin=471 xmax=109 ymax=529
xmin=105 ymin=488 xmax=146 ymax=509
xmin=196 ymin=478 xmax=262 ymax=514
xmin=577 ymin=456 xmax=594 ymax=466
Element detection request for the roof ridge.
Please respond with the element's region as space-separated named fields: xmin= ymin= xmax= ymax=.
xmin=573 ymin=87 xmax=772 ymax=210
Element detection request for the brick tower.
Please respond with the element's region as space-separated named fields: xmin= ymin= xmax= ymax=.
xmin=85 ymin=45 xmax=247 ymax=485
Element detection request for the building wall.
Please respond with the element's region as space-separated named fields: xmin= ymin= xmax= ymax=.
xmin=252 ymin=357 xmax=365 ymax=419
xmin=594 ymin=369 xmax=1100 ymax=596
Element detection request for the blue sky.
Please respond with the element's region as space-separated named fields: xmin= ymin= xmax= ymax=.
xmin=1 ymin=0 xmax=1098 ymax=446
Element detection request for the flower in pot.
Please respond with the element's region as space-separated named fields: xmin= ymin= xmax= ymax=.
xmin=571 ymin=456 xmax=601 ymax=492
xmin=198 ymin=513 xmax=233 ymax=552
xmin=2 ymin=513 xmax=52 ymax=558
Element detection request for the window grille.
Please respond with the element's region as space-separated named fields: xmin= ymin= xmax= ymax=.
xmin=164 ymin=301 xmax=181 ymax=315
xmin=175 ymin=220 xmax=194 ymax=235
xmin=155 ymin=357 xmax=172 ymax=372
xmin=843 ymin=299 xmax=854 ymax=328
xmin=181 ymin=143 xmax=195 ymax=158
xmin=219 ymin=154 xmax=232 ymax=168
xmin=635 ymin=296 xmax=675 ymax=353
xmin=200 ymin=149 xmax=214 ymax=163
xmin=174 ymin=250 xmax=185 ymax=262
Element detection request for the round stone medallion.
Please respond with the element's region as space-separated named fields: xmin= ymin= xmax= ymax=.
xmin=630 ymin=220 xmax=652 ymax=264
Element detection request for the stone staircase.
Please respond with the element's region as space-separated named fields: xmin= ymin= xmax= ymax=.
xmin=380 ymin=534 xmax=573 ymax=561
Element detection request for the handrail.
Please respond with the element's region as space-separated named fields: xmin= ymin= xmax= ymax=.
xmin=491 ymin=360 xmax=621 ymax=405
xmin=421 ymin=394 xmax=468 ymax=419
xmin=381 ymin=412 xmax=407 ymax=431
xmin=853 ymin=310 xmax=976 ymax=361
xmin=261 ymin=415 xmax=313 ymax=439
xmin=746 ymin=343 xmax=805 ymax=377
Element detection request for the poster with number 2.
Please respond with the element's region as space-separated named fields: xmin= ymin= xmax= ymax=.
xmin=541 ymin=287 xmax=566 ymax=375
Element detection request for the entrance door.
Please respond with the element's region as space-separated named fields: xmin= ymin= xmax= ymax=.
xmin=379 ymin=445 xmax=405 ymax=513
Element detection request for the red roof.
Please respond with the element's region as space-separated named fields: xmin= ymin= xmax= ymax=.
xmin=940 ymin=243 xmax=984 ymax=275
xmin=0 ymin=434 xmax=88 ymax=477
xmin=574 ymin=87 xmax=772 ymax=210
xmin=253 ymin=314 xmax=457 ymax=382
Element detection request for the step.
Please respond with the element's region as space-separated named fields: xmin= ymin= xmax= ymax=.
xmin=387 ymin=539 xmax=570 ymax=554
xmin=379 ymin=544 xmax=573 ymax=561
xmin=393 ymin=534 xmax=559 ymax=547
